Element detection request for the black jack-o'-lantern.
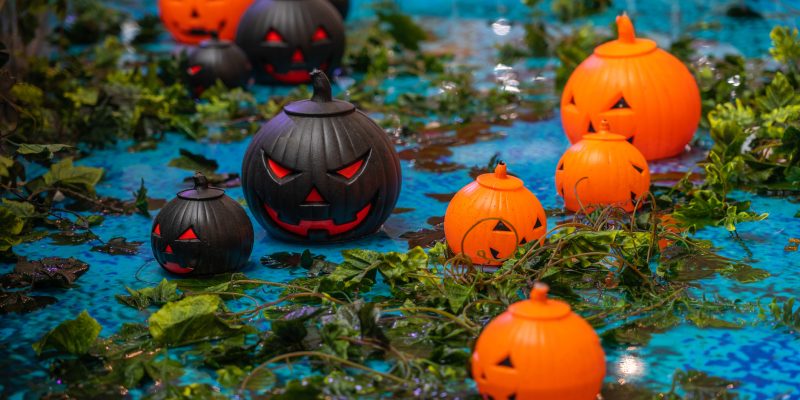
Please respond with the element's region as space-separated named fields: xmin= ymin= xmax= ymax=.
xmin=151 ymin=173 xmax=254 ymax=276
xmin=328 ymin=0 xmax=349 ymax=19
xmin=241 ymin=70 xmax=401 ymax=242
xmin=187 ymin=33 xmax=252 ymax=96
xmin=235 ymin=0 xmax=345 ymax=85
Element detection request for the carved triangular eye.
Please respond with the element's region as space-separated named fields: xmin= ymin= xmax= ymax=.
xmin=630 ymin=191 xmax=639 ymax=204
xmin=557 ymin=162 xmax=564 ymax=171
xmin=178 ymin=227 xmax=198 ymax=240
xmin=489 ymin=248 xmax=501 ymax=259
xmin=519 ymin=237 xmax=527 ymax=245
xmin=153 ymin=224 xmax=161 ymax=235
xmin=508 ymin=394 xmax=517 ymax=400
xmin=588 ymin=121 xmax=596 ymax=133
xmin=631 ymin=163 xmax=644 ymax=174
xmin=497 ymin=355 xmax=514 ymax=368
xmin=534 ymin=217 xmax=543 ymax=229
xmin=627 ymin=136 xmax=635 ymax=144
xmin=569 ymin=96 xmax=576 ymax=105
xmin=613 ymin=97 xmax=630 ymax=109
xmin=493 ymin=221 xmax=512 ymax=232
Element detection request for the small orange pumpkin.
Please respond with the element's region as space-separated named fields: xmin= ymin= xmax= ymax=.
xmin=555 ymin=120 xmax=650 ymax=212
xmin=561 ymin=13 xmax=701 ymax=160
xmin=444 ymin=162 xmax=547 ymax=266
xmin=471 ymin=283 xmax=606 ymax=400
xmin=159 ymin=0 xmax=253 ymax=45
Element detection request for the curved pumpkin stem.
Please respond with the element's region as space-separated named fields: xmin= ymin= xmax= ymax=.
xmin=616 ymin=12 xmax=636 ymax=43
xmin=193 ymin=172 xmax=209 ymax=189
xmin=494 ymin=161 xmax=508 ymax=178
xmin=530 ymin=282 xmax=549 ymax=302
xmin=310 ymin=69 xmax=333 ymax=102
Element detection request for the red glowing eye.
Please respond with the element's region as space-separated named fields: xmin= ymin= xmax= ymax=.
xmin=265 ymin=30 xmax=283 ymax=43
xmin=165 ymin=245 xmax=174 ymax=254
xmin=153 ymin=224 xmax=161 ymax=235
xmin=312 ymin=27 xmax=328 ymax=41
xmin=188 ymin=65 xmax=202 ymax=75
xmin=178 ymin=228 xmax=198 ymax=240
xmin=335 ymin=159 xmax=364 ymax=179
xmin=268 ymin=158 xmax=293 ymax=179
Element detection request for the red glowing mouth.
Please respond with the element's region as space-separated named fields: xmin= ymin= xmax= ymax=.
xmin=163 ymin=262 xmax=194 ymax=274
xmin=264 ymin=203 xmax=372 ymax=237
xmin=264 ymin=62 xmax=329 ymax=85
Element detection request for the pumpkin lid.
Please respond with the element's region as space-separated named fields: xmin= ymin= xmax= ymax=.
xmin=583 ymin=120 xmax=627 ymax=142
xmin=594 ymin=13 xmax=657 ymax=58
xmin=508 ymin=283 xmax=572 ymax=320
xmin=178 ymin=172 xmax=225 ymax=200
xmin=476 ymin=162 xmax=524 ymax=191
xmin=284 ymin=70 xmax=356 ymax=117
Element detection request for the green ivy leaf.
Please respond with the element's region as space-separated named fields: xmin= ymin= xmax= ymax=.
xmin=41 ymin=158 xmax=104 ymax=195
xmin=33 ymin=310 xmax=102 ymax=355
xmin=116 ymin=279 xmax=181 ymax=310
xmin=168 ymin=149 xmax=219 ymax=176
xmin=16 ymin=144 xmax=73 ymax=159
xmin=720 ymin=264 xmax=770 ymax=283
xmin=148 ymin=294 xmax=245 ymax=345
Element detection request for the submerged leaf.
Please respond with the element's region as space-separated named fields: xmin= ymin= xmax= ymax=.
xmin=91 ymin=237 xmax=143 ymax=256
xmin=0 ymin=257 xmax=89 ymax=289
xmin=0 ymin=291 xmax=57 ymax=314
xmin=33 ymin=310 xmax=101 ymax=355
xmin=168 ymin=148 xmax=219 ymax=176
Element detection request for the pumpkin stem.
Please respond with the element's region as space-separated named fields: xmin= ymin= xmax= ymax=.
xmin=193 ymin=172 xmax=209 ymax=189
xmin=530 ymin=282 xmax=549 ymax=302
xmin=494 ymin=161 xmax=507 ymax=179
xmin=599 ymin=119 xmax=611 ymax=133
xmin=310 ymin=69 xmax=333 ymax=102
xmin=616 ymin=12 xmax=636 ymax=43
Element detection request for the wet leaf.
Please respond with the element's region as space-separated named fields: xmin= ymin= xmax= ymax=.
xmin=392 ymin=207 xmax=414 ymax=214
xmin=116 ymin=279 xmax=182 ymax=310
xmin=91 ymin=237 xmax=143 ymax=256
xmin=49 ymin=229 xmax=98 ymax=245
xmin=424 ymin=193 xmax=455 ymax=202
xmin=33 ymin=310 xmax=101 ymax=355
xmin=0 ymin=291 xmax=57 ymax=314
xmin=168 ymin=148 xmax=219 ymax=176
xmin=719 ymin=264 xmax=770 ymax=283
xmin=148 ymin=294 xmax=246 ymax=346
xmin=0 ymin=257 xmax=89 ymax=289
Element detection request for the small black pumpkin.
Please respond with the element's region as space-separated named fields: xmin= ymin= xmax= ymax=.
xmin=241 ymin=70 xmax=401 ymax=242
xmin=151 ymin=173 xmax=254 ymax=276
xmin=328 ymin=0 xmax=349 ymax=19
xmin=186 ymin=32 xmax=252 ymax=96
xmin=235 ymin=0 xmax=345 ymax=85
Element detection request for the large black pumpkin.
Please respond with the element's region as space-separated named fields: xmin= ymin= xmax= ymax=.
xmin=151 ymin=173 xmax=254 ymax=276
xmin=328 ymin=0 xmax=349 ymax=19
xmin=235 ymin=0 xmax=345 ymax=85
xmin=241 ymin=70 xmax=401 ymax=242
xmin=187 ymin=33 xmax=251 ymax=96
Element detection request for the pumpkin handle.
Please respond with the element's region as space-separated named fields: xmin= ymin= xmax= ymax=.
xmin=193 ymin=172 xmax=210 ymax=189
xmin=494 ymin=161 xmax=507 ymax=179
xmin=616 ymin=12 xmax=636 ymax=43
xmin=310 ymin=69 xmax=333 ymax=103
xmin=530 ymin=282 xmax=549 ymax=302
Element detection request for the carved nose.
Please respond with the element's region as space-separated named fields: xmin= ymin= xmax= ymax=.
xmin=304 ymin=187 xmax=325 ymax=203
xmin=191 ymin=8 xmax=199 ymax=18
xmin=292 ymin=49 xmax=305 ymax=64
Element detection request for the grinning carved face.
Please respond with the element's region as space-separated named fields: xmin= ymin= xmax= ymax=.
xmin=158 ymin=0 xmax=252 ymax=45
xmin=151 ymin=175 xmax=254 ymax=276
xmin=444 ymin=163 xmax=547 ymax=266
xmin=241 ymin=71 xmax=401 ymax=242
xmin=560 ymin=14 xmax=700 ymax=161
xmin=235 ymin=0 xmax=345 ymax=84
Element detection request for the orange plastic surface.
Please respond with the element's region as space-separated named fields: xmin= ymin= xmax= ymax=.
xmin=444 ymin=163 xmax=546 ymax=266
xmin=471 ymin=283 xmax=606 ymax=400
xmin=159 ymin=0 xmax=252 ymax=45
xmin=560 ymin=13 xmax=701 ymax=160
xmin=555 ymin=120 xmax=651 ymax=213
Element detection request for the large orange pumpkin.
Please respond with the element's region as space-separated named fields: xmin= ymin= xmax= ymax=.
xmin=159 ymin=0 xmax=253 ymax=45
xmin=560 ymin=13 xmax=701 ymax=160
xmin=555 ymin=120 xmax=650 ymax=212
xmin=471 ymin=283 xmax=606 ymax=400
xmin=444 ymin=162 xmax=547 ymax=266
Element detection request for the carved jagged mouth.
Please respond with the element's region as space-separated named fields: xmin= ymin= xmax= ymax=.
xmin=180 ymin=20 xmax=227 ymax=37
xmin=264 ymin=62 xmax=328 ymax=84
xmin=163 ymin=262 xmax=194 ymax=274
xmin=264 ymin=202 xmax=372 ymax=237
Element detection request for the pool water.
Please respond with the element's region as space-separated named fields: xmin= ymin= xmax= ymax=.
xmin=2 ymin=0 xmax=800 ymax=399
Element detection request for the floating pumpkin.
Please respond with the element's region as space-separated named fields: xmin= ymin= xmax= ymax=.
xmin=186 ymin=33 xmax=252 ymax=96
xmin=241 ymin=70 xmax=401 ymax=242
xmin=555 ymin=120 xmax=650 ymax=212
xmin=158 ymin=0 xmax=253 ymax=45
xmin=560 ymin=13 xmax=701 ymax=160
xmin=472 ymin=283 xmax=606 ymax=400
xmin=444 ymin=162 xmax=546 ymax=266
xmin=328 ymin=0 xmax=350 ymax=19
xmin=235 ymin=0 xmax=345 ymax=85
xmin=151 ymin=173 xmax=254 ymax=276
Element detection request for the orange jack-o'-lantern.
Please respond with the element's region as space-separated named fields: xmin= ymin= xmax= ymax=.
xmin=560 ymin=13 xmax=701 ymax=160
xmin=555 ymin=120 xmax=650 ymax=213
xmin=444 ymin=162 xmax=547 ymax=266
xmin=472 ymin=283 xmax=606 ymax=400
xmin=159 ymin=0 xmax=253 ymax=45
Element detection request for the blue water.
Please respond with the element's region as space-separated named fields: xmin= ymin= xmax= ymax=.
xmin=3 ymin=0 xmax=800 ymax=398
